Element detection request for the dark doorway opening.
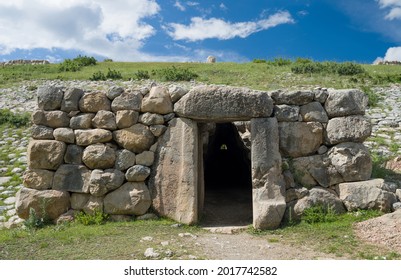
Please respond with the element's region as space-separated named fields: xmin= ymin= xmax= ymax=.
xmin=202 ymin=123 xmax=253 ymax=226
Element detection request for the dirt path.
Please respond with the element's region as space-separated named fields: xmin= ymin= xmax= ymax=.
xmin=196 ymin=231 xmax=343 ymax=260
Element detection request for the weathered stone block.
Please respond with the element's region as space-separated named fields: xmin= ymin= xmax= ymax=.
xmin=53 ymin=164 xmax=91 ymax=193
xmin=23 ymin=169 xmax=54 ymax=190
xmin=28 ymin=140 xmax=66 ymax=170
xmin=107 ymin=86 xmax=124 ymax=100
xmin=113 ymin=124 xmax=154 ymax=153
xmin=175 ymin=85 xmax=273 ymax=122
xmin=32 ymin=110 xmax=70 ymax=128
xmin=325 ymin=89 xmax=368 ymax=117
xmin=141 ymin=86 xmax=173 ymax=114
xmin=71 ymin=193 xmax=90 ymax=210
xmin=136 ymin=151 xmax=154 ymax=166
xmin=293 ymin=187 xmax=346 ymax=218
xmin=79 ymin=92 xmax=111 ymax=113
xmin=15 ymin=187 xmax=70 ymax=220
xmin=251 ymin=118 xmax=286 ymax=230
xmin=278 ymin=122 xmax=323 ymax=157
xmin=150 ymin=125 xmax=167 ymax=137
xmin=111 ymin=91 xmax=142 ymax=112
xmin=37 ymin=86 xmax=64 ymax=110
xmin=149 ymin=118 xmax=198 ymax=224
xmin=299 ymin=102 xmax=328 ymax=122
xmin=325 ymin=116 xmax=371 ymax=145
xmin=270 ymin=90 xmax=314 ymax=105
xmin=139 ymin=113 xmax=164 ymax=126
xmin=168 ymin=85 xmax=188 ymax=102
xmin=70 ymin=113 xmax=94 ymax=129
xmin=89 ymin=169 xmax=125 ymax=197
xmin=104 ymin=182 xmax=151 ymax=215
xmin=92 ymin=110 xmax=117 ymax=130
xmin=337 ymin=179 xmax=397 ymax=212
xmin=116 ymin=110 xmax=139 ymax=129
xmin=53 ymin=128 xmax=75 ymax=143
xmin=61 ymin=88 xmax=84 ymax=112
xmin=83 ymin=196 xmax=104 ymax=215
xmin=64 ymin=145 xmax=83 ymax=164
xmin=273 ymin=105 xmax=299 ymax=122
xmin=82 ymin=144 xmax=116 ymax=169
xmin=31 ymin=125 xmax=54 ymax=140
xmin=75 ymin=129 xmax=112 ymax=146
xmin=115 ymin=149 xmax=136 ymax=171
xmin=125 ymin=165 xmax=151 ymax=182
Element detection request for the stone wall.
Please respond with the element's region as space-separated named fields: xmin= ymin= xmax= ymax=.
xmin=15 ymin=84 xmax=400 ymax=229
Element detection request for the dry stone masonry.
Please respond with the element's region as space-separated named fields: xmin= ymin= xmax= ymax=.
xmin=15 ymin=84 xmax=400 ymax=229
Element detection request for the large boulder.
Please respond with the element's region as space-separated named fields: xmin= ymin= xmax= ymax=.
xmin=32 ymin=110 xmax=70 ymax=128
xmin=89 ymin=169 xmax=125 ymax=197
xmin=270 ymin=90 xmax=314 ymax=105
xmin=113 ymin=124 xmax=154 ymax=153
xmin=79 ymin=92 xmax=111 ymax=112
xmin=37 ymin=86 xmax=64 ymax=110
xmin=328 ymin=142 xmax=372 ymax=182
xmin=168 ymin=85 xmax=188 ymax=102
xmin=337 ymin=179 xmax=397 ymax=212
xmin=61 ymin=88 xmax=84 ymax=112
xmin=138 ymin=113 xmax=164 ymax=126
xmin=104 ymin=182 xmax=151 ymax=215
xmin=325 ymin=89 xmax=368 ymax=117
xmin=23 ymin=169 xmax=54 ymax=190
xmin=174 ymin=85 xmax=273 ymax=122
xmin=278 ymin=122 xmax=323 ymax=157
xmin=53 ymin=164 xmax=91 ymax=193
xmin=111 ymin=91 xmax=143 ymax=112
xmin=27 ymin=140 xmax=66 ymax=170
xmin=75 ymin=129 xmax=112 ymax=146
xmin=15 ymin=187 xmax=70 ymax=220
xmin=82 ymin=144 xmax=116 ymax=169
xmin=325 ymin=116 xmax=372 ymax=145
xmin=141 ymin=86 xmax=173 ymax=114
xmin=292 ymin=187 xmax=346 ymax=218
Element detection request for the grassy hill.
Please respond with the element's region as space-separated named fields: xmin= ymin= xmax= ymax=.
xmin=1 ymin=58 xmax=400 ymax=92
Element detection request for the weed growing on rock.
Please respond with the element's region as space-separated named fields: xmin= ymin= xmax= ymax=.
xmin=302 ymin=205 xmax=337 ymax=224
xmin=75 ymin=211 xmax=109 ymax=226
xmin=0 ymin=109 xmax=30 ymax=127
xmin=152 ymin=66 xmax=198 ymax=81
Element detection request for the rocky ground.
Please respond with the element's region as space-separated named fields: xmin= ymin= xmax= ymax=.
xmin=1 ymin=80 xmax=401 ymax=259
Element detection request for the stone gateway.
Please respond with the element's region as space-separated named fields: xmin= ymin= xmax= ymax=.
xmin=16 ymin=84 xmax=397 ymax=229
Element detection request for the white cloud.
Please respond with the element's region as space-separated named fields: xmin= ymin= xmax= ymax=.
xmin=166 ymin=11 xmax=294 ymax=41
xmin=384 ymin=46 xmax=401 ymax=60
xmin=0 ymin=0 xmax=165 ymax=61
xmin=377 ymin=0 xmax=401 ymax=20
xmin=174 ymin=1 xmax=185 ymax=11
xmin=186 ymin=1 xmax=199 ymax=6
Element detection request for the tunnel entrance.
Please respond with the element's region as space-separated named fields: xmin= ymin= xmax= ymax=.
xmin=201 ymin=123 xmax=253 ymax=226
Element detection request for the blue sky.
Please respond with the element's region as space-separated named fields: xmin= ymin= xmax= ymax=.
xmin=0 ymin=0 xmax=401 ymax=63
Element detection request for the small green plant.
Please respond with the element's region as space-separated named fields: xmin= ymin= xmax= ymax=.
xmin=133 ymin=70 xmax=150 ymax=80
xmin=75 ymin=210 xmax=109 ymax=225
xmin=73 ymin=55 xmax=97 ymax=67
xmin=0 ymin=109 xmax=31 ymax=127
xmin=27 ymin=85 xmax=38 ymax=91
xmin=252 ymin=59 xmax=267 ymax=63
xmin=58 ymin=59 xmax=81 ymax=72
xmin=24 ymin=207 xmax=51 ymax=230
xmin=266 ymin=57 xmax=292 ymax=67
xmin=152 ymin=66 xmax=198 ymax=81
xmin=360 ymin=86 xmax=381 ymax=107
xmin=106 ymin=68 xmax=122 ymax=79
xmin=89 ymin=70 xmax=106 ymax=81
xmin=302 ymin=205 xmax=337 ymax=224
xmin=103 ymin=58 xmax=113 ymax=62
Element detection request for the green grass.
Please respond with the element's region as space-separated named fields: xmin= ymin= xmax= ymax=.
xmin=250 ymin=210 xmax=400 ymax=259
xmin=1 ymin=60 xmax=400 ymax=93
xmin=0 ymin=219 xmax=205 ymax=260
